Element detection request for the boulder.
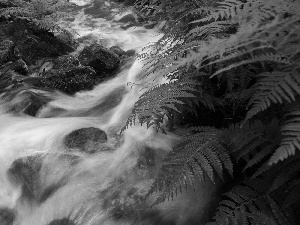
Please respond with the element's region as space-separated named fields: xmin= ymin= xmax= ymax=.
xmin=0 ymin=21 xmax=74 ymax=66
xmin=0 ymin=59 xmax=28 ymax=75
xmin=78 ymin=43 xmax=120 ymax=73
xmin=64 ymin=127 xmax=108 ymax=154
xmin=48 ymin=218 xmax=76 ymax=225
xmin=5 ymin=90 xmax=52 ymax=116
xmin=7 ymin=155 xmax=43 ymax=202
xmin=0 ymin=39 xmax=20 ymax=65
xmin=25 ymin=66 xmax=98 ymax=95
xmin=109 ymin=46 xmax=126 ymax=57
xmin=0 ymin=70 xmax=25 ymax=94
xmin=118 ymin=13 xmax=136 ymax=23
xmin=7 ymin=154 xmax=79 ymax=203
xmin=0 ymin=207 xmax=15 ymax=225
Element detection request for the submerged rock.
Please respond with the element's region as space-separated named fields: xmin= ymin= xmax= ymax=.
xmin=5 ymin=90 xmax=52 ymax=116
xmin=78 ymin=43 xmax=120 ymax=73
xmin=64 ymin=127 xmax=108 ymax=154
xmin=0 ymin=21 xmax=74 ymax=66
xmin=48 ymin=218 xmax=76 ymax=225
xmin=7 ymin=155 xmax=43 ymax=202
xmin=0 ymin=59 xmax=28 ymax=75
xmin=0 ymin=39 xmax=20 ymax=65
xmin=118 ymin=14 xmax=137 ymax=23
xmin=25 ymin=66 xmax=98 ymax=95
xmin=7 ymin=154 xmax=79 ymax=203
xmin=0 ymin=207 xmax=15 ymax=225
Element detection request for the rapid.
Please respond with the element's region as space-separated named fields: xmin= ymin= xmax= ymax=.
xmin=0 ymin=1 xmax=218 ymax=224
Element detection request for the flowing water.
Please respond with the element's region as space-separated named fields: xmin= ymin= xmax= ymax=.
xmin=0 ymin=1 xmax=218 ymax=224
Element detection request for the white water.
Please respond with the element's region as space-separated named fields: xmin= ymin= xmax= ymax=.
xmin=0 ymin=1 xmax=218 ymax=224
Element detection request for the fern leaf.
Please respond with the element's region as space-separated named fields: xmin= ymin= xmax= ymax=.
xmin=269 ymin=103 xmax=300 ymax=164
xmin=121 ymin=78 xmax=199 ymax=132
xmin=209 ymin=180 xmax=289 ymax=225
xmin=244 ymin=71 xmax=300 ymax=124
xmin=147 ymin=127 xmax=233 ymax=205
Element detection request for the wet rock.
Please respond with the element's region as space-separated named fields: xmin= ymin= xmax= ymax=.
xmin=25 ymin=66 xmax=98 ymax=95
xmin=7 ymin=154 xmax=78 ymax=203
xmin=0 ymin=39 xmax=20 ymax=65
xmin=0 ymin=207 xmax=15 ymax=225
xmin=118 ymin=14 xmax=136 ymax=23
xmin=55 ymin=30 xmax=78 ymax=49
xmin=136 ymin=147 xmax=156 ymax=170
xmin=109 ymin=46 xmax=126 ymax=57
xmin=0 ymin=21 xmax=74 ymax=66
xmin=125 ymin=49 xmax=135 ymax=57
xmin=0 ymin=59 xmax=28 ymax=75
xmin=48 ymin=218 xmax=76 ymax=225
xmin=6 ymin=90 xmax=52 ymax=116
xmin=0 ymin=70 xmax=24 ymax=94
xmin=7 ymin=155 xmax=43 ymax=202
xmin=78 ymin=43 xmax=120 ymax=73
xmin=51 ymin=55 xmax=81 ymax=71
xmin=64 ymin=127 xmax=108 ymax=154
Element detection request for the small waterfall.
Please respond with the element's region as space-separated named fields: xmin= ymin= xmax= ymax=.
xmin=0 ymin=1 xmax=218 ymax=225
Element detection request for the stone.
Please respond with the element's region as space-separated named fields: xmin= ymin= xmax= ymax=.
xmin=109 ymin=46 xmax=126 ymax=57
xmin=118 ymin=14 xmax=137 ymax=23
xmin=64 ymin=127 xmax=108 ymax=154
xmin=78 ymin=43 xmax=120 ymax=73
xmin=0 ymin=39 xmax=20 ymax=65
xmin=0 ymin=21 xmax=74 ymax=66
xmin=7 ymin=155 xmax=43 ymax=202
xmin=48 ymin=218 xmax=76 ymax=225
xmin=0 ymin=59 xmax=28 ymax=75
xmin=25 ymin=66 xmax=99 ymax=95
xmin=5 ymin=90 xmax=52 ymax=116
xmin=0 ymin=208 xmax=15 ymax=225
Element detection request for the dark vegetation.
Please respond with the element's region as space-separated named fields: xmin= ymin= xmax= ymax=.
xmin=121 ymin=0 xmax=300 ymax=224
xmin=1 ymin=0 xmax=300 ymax=224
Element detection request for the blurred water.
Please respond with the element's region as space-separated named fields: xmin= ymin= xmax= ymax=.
xmin=0 ymin=1 xmax=218 ymax=225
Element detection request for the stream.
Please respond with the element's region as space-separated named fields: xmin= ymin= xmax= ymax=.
xmin=0 ymin=1 xmax=217 ymax=224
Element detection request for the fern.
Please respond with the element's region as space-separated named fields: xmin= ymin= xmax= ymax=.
xmin=244 ymin=70 xmax=300 ymax=123
xmin=147 ymin=126 xmax=233 ymax=205
xmin=207 ymin=179 xmax=292 ymax=225
xmin=0 ymin=0 xmax=74 ymax=33
xmin=121 ymin=77 xmax=199 ymax=133
xmin=269 ymin=102 xmax=300 ymax=164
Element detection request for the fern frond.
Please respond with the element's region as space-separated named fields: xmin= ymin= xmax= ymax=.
xmin=121 ymin=77 xmax=199 ymax=133
xmin=0 ymin=0 xmax=73 ymax=32
xmin=244 ymin=71 xmax=300 ymax=123
xmin=208 ymin=180 xmax=291 ymax=225
xmin=147 ymin=127 xmax=233 ymax=205
xmin=269 ymin=103 xmax=300 ymax=164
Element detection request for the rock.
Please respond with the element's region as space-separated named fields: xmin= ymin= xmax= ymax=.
xmin=0 ymin=70 xmax=25 ymax=94
xmin=55 ymin=29 xmax=78 ymax=48
xmin=0 ymin=59 xmax=28 ymax=75
xmin=118 ymin=14 xmax=137 ymax=23
xmin=48 ymin=218 xmax=76 ymax=225
xmin=7 ymin=154 xmax=78 ymax=203
xmin=136 ymin=147 xmax=156 ymax=170
xmin=64 ymin=127 xmax=108 ymax=154
xmin=125 ymin=49 xmax=135 ymax=57
xmin=0 ymin=208 xmax=15 ymax=225
xmin=0 ymin=21 xmax=74 ymax=66
xmin=109 ymin=46 xmax=126 ymax=57
xmin=7 ymin=155 xmax=43 ymax=202
xmin=78 ymin=43 xmax=120 ymax=73
xmin=0 ymin=39 xmax=20 ymax=65
xmin=6 ymin=90 xmax=52 ymax=116
xmin=25 ymin=66 xmax=98 ymax=95
xmin=52 ymin=55 xmax=80 ymax=71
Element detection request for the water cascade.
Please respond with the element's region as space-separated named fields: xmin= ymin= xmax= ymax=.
xmin=0 ymin=1 xmax=218 ymax=224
